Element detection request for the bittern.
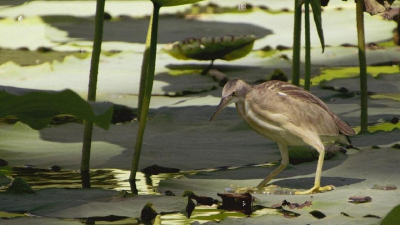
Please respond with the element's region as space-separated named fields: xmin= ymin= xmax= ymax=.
xmin=210 ymin=79 xmax=355 ymax=194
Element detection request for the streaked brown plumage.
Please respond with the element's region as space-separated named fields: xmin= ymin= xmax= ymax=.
xmin=210 ymin=79 xmax=355 ymax=194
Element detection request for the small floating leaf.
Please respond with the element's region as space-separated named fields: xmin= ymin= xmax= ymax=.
xmin=163 ymin=35 xmax=256 ymax=61
xmin=391 ymin=143 xmax=400 ymax=149
xmin=8 ymin=177 xmax=35 ymax=194
xmin=151 ymin=0 xmax=204 ymax=7
xmin=309 ymin=210 xmax=326 ymax=219
xmin=281 ymin=200 xmax=313 ymax=209
xmin=348 ymin=196 xmax=372 ymax=204
xmin=370 ymin=185 xmax=397 ymax=190
xmin=141 ymin=203 xmax=158 ymax=222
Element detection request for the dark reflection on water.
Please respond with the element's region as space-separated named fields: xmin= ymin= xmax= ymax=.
xmin=3 ymin=166 xmax=184 ymax=195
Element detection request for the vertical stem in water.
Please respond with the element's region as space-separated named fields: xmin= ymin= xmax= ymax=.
xmin=81 ymin=0 xmax=106 ymax=188
xmin=356 ymin=0 xmax=368 ymax=133
xmin=304 ymin=0 xmax=311 ymax=91
xmin=292 ymin=0 xmax=303 ymax=87
xmin=129 ymin=2 xmax=161 ymax=194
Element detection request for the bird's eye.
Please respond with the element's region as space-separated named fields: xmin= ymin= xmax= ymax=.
xmin=231 ymin=91 xmax=237 ymax=96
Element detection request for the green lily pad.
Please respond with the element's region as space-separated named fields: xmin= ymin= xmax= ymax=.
xmin=381 ymin=204 xmax=400 ymax=225
xmin=301 ymin=66 xmax=399 ymax=87
xmin=152 ymin=0 xmax=203 ymax=7
xmin=371 ymin=94 xmax=400 ymax=101
xmin=163 ymin=35 xmax=256 ymax=61
xmin=0 ymin=16 xmax=70 ymax=50
xmin=0 ymin=87 xmax=113 ymax=130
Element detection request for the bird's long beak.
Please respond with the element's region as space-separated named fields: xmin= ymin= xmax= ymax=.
xmin=209 ymin=96 xmax=230 ymax=122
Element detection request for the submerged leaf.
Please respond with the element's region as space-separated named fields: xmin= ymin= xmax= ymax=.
xmin=163 ymin=35 xmax=256 ymax=61
xmin=0 ymin=87 xmax=113 ymax=130
xmin=151 ymin=0 xmax=203 ymax=7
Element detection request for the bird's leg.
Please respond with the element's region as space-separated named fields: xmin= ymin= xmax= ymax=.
xmin=295 ymin=149 xmax=334 ymax=195
xmin=256 ymin=143 xmax=289 ymax=188
xmin=201 ymin=59 xmax=215 ymax=75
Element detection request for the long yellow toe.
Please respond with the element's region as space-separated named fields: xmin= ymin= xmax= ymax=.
xmin=295 ymin=185 xmax=335 ymax=195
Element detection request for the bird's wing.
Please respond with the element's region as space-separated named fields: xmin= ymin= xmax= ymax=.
xmin=250 ymin=81 xmax=355 ymax=137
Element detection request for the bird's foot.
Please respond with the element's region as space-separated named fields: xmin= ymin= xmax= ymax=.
xmin=295 ymin=185 xmax=335 ymax=195
xmin=231 ymin=185 xmax=298 ymax=195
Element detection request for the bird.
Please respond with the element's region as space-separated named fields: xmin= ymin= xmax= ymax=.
xmin=210 ymin=79 xmax=355 ymax=194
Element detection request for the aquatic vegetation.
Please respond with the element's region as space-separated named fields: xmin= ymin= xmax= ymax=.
xmin=163 ymin=35 xmax=256 ymax=61
xmin=81 ymin=0 xmax=106 ymax=188
xmin=163 ymin=34 xmax=256 ymax=74
xmin=291 ymin=0 xmax=325 ymax=88
xmin=131 ymin=0 xmax=205 ymax=194
xmin=0 ymin=88 xmax=113 ymax=130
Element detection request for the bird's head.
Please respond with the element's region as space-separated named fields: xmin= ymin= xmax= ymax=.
xmin=210 ymin=79 xmax=251 ymax=121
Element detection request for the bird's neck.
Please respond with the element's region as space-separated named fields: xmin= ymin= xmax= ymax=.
xmin=234 ymin=100 xmax=247 ymax=120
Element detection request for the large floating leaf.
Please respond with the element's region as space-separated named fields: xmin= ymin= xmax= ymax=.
xmin=0 ymin=87 xmax=113 ymax=130
xmin=151 ymin=0 xmax=203 ymax=7
xmin=163 ymin=35 xmax=257 ymax=61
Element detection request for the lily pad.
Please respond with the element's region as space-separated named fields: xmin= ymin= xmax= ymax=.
xmin=0 ymin=188 xmax=186 ymax=219
xmin=0 ymin=16 xmax=70 ymax=50
xmin=0 ymin=86 xmax=113 ymax=130
xmin=0 ymin=122 xmax=125 ymax=169
xmin=163 ymin=35 xmax=257 ymax=61
xmin=381 ymin=204 xmax=400 ymax=225
xmin=320 ymin=72 xmax=400 ymax=94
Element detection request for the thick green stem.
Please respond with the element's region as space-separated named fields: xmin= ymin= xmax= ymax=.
xmin=138 ymin=31 xmax=151 ymax=119
xmin=397 ymin=7 xmax=400 ymax=46
xmin=129 ymin=3 xmax=160 ymax=194
xmin=292 ymin=0 xmax=302 ymax=87
xmin=81 ymin=0 xmax=105 ymax=188
xmin=304 ymin=0 xmax=311 ymax=91
xmin=356 ymin=0 xmax=368 ymax=133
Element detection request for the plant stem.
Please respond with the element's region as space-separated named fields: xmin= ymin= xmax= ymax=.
xmin=138 ymin=31 xmax=151 ymax=119
xmin=304 ymin=0 xmax=311 ymax=91
xmin=292 ymin=0 xmax=302 ymax=87
xmin=81 ymin=0 xmax=105 ymax=188
xmin=356 ymin=0 xmax=368 ymax=133
xmin=397 ymin=7 xmax=400 ymax=46
xmin=129 ymin=2 xmax=160 ymax=194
